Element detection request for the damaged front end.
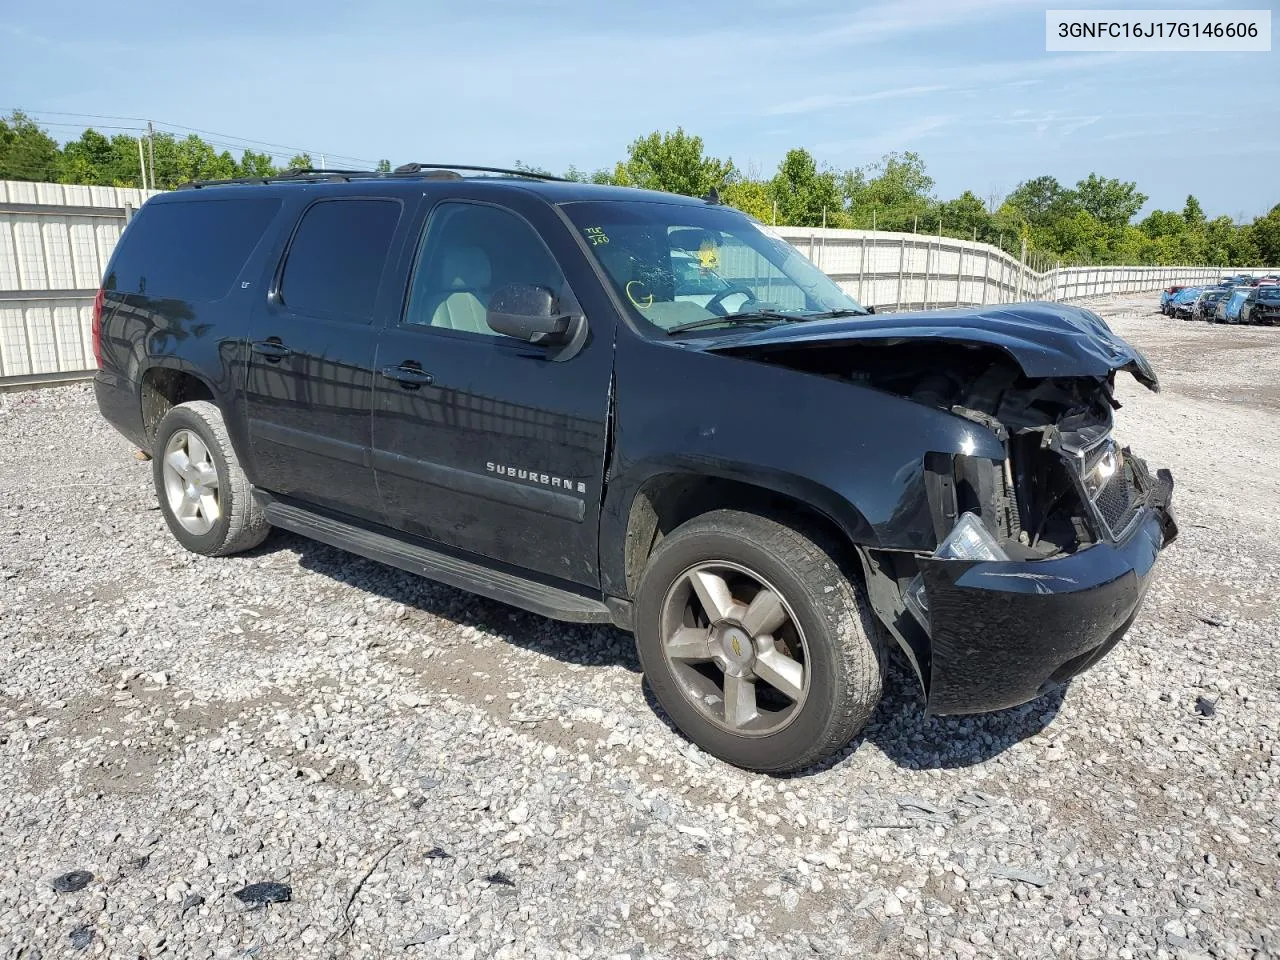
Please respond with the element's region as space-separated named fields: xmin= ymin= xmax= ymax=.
xmin=711 ymin=304 xmax=1179 ymax=715
xmin=897 ymin=352 xmax=1176 ymax=714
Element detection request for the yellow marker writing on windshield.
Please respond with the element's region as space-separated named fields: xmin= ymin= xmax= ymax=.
xmin=625 ymin=280 xmax=654 ymax=309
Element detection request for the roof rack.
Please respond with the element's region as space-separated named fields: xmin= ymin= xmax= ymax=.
xmin=178 ymin=168 xmax=375 ymax=190
xmin=179 ymin=163 xmax=570 ymax=191
xmin=393 ymin=163 xmax=567 ymax=181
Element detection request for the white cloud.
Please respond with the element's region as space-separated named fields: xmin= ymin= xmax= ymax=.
xmin=766 ymin=84 xmax=951 ymax=117
xmin=813 ymin=115 xmax=955 ymax=159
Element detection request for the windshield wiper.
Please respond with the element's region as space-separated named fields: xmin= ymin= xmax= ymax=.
xmin=666 ymin=309 xmax=799 ymax=335
xmin=803 ymin=308 xmax=871 ymax=319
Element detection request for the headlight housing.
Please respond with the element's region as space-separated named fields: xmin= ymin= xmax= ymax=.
xmin=1081 ymin=438 xmax=1123 ymax=499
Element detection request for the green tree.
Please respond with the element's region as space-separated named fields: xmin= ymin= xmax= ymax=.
xmin=769 ymin=148 xmax=844 ymax=227
xmin=287 ymin=153 xmax=313 ymax=170
xmin=0 ymin=110 xmax=62 ymax=181
xmin=721 ymin=179 xmax=773 ymax=222
xmin=514 ymin=159 xmax=554 ymax=176
xmin=1074 ymin=173 xmax=1147 ymax=228
xmin=563 ymin=163 xmax=620 ymax=184
xmin=620 ymin=128 xmax=734 ymax=197
xmin=1005 ymin=175 xmax=1078 ymax=228
xmin=1139 ymin=209 xmax=1186 ymax=239
xmin=843 ymin=151 xmax=933 ymax=230
xmin=59 ymin=128 xmax=117 ymax=186
xmin=934 ymin=190 xmax=991 ymax=240
xmin=376 ymin=159 xmax=391 ymax=173
xmin=1182 ymin=194 xmax=1206 ymax=226
xmin=238 ymin=150 xmax=277 ymax=178
xmin=1249 ymin=204 xmax=1280 ymax=265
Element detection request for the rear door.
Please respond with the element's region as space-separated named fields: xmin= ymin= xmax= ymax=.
xmin=243 ymin=195 xmax=404 ymax=522
xmin=371 ymin=193 xmax=616 ymax=588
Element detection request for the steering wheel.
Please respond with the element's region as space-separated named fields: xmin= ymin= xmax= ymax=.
xmin=704 ymin=288 xmax=759 ymax=316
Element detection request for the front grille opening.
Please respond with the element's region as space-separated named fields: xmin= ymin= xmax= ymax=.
xmin=1093 ymin=458 xmax=1141 ymax=534
xmin=1010 ymin=435 xmax=1091 ymax=555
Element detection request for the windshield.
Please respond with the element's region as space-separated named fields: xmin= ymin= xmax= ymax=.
xmin=562 ymin=200 xmax=865 ymax=334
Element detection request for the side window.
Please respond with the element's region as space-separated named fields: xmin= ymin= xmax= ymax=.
xmin=404 ymin=202 xmax=568 ymax=337
xmin=280 ymin=199 xmax=401 ymax=323
xmin=106 ymin=197 xmax=281 ymax=301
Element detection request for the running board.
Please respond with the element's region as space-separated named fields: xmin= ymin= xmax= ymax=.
xmin=259 ymin=494 xmax=614 ymax=624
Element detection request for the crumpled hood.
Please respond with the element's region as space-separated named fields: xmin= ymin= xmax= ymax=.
xmin=705 ymin=301 xmax=1159 ymax=390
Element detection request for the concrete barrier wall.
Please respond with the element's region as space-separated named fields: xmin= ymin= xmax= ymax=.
xmin=0 ymin=180 xmax=1268 ymax=385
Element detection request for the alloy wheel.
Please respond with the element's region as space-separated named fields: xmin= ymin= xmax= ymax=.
xmin=161 ymin=428 xmax=220 ymax=536
xmin=659 ymin=561 xmax=810 ymax=736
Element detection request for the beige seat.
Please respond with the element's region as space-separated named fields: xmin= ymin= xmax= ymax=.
xmin=430 ymin=246 xmax=492 ymax=334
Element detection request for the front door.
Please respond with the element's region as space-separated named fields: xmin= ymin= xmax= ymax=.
xmin=244 ymin=196 xmax=403 ymax=522
xmin=372 ymin=197 xmax=614 ymax=587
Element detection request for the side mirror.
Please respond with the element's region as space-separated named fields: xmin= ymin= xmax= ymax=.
xmin=866 ymin=304 xmax=877 ymax=314
xmin=486 ymin=283 xmax=576 ymax=345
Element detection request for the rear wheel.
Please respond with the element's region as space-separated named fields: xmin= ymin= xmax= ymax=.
xmin=152 ymin=401 xmax=269 ymax=556
xmin=634 ymin=510 xmax=885 ymax=773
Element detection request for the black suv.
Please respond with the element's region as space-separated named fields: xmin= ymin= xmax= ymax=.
xmin=93 ymin=166 xmax=1177 ymax=773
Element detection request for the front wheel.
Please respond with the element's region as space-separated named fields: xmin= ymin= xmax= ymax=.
xmin=634 ymin=510 xmax=885 ymax=773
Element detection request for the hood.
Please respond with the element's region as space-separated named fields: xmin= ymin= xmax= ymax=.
xmin=703 ymin=301 xmax=1159 ymax=390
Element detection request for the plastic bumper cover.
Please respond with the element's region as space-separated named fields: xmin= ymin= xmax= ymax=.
xmin=918 ymin=472 xmax=1176 ymax=716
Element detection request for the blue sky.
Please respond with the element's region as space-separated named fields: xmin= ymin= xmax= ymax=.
xmin=2 ymin=0 xmax=1276 ymax=219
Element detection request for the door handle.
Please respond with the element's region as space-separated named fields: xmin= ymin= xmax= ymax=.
xmin=251 ymin=338 xmax=291 ymax=361
xmin=380 ymin=364 xmax=435 ymax=387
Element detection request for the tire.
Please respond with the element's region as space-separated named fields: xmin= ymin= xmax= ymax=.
xmin=151 ymin=400 xmax=269 ymax=556
xmin=634 ymin=510 xmax=885 ymax=773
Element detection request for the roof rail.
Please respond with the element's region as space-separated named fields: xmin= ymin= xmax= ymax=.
xmin=392 ymin=163 xmax=567 ymax=182
xmin=178 ymin=168 xmax=375 ymax=190
xmin=178 ymin=163 xmax=570 ymax=191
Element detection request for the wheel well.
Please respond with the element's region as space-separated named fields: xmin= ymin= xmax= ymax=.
xmin=140 ymin=368 xmax=215 ymax=439
xmin=622 ymin=474 xmax=859 ymax=597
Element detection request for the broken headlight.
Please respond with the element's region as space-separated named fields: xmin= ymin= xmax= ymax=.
xmin=904 ymin=513 xmax=1009 ymax=628
xmin=1081 ymin=438 xmax=1123 ymax=499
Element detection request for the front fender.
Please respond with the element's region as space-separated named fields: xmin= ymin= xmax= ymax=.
xmin=601 ymin=335 xmax=1004 ymax=596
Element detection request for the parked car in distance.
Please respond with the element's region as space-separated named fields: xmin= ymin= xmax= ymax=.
xmin=1194 ymin=286 xmax=1232 ymax=321
xmin=91 ymin=164 xmax=1178 ymax=773
xmin=1238 ymin=285 xmax=1280 ymax=325
xmin=1160 ymin=285 xmax=1187 ymax=314
xmin=1222 ymin=288 xmax=1251 ymax=323
xmin=1169 ymin=286 xmax=1203 ymax=319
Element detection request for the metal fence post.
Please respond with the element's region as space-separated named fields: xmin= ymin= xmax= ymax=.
xmin=956 ymin=240 xmax=965 ymax=306
xmin=1016 ymin=238 xmax=1027 ymax=301
xmin=897 ymin=235 xmax=905 ymax=311
xmin=923 ymin=237 xmax=932 ymax=309
xmin=857 ymin=235 xmax=866 ymax=304
xmin=982 ymin=246 xmax=991 ymax=304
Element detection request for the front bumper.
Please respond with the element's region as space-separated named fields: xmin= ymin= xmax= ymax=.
xmin=917 ymin=472 xmax=1176 ymax=716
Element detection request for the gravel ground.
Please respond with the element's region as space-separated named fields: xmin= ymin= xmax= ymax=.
xmin=0 ymin=292 xmax=1277 ymax=960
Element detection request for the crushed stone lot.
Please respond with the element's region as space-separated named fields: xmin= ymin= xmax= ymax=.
xmin=0 ymin=292 xmax=1277 ymax=959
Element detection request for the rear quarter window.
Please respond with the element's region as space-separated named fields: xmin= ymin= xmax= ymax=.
xmin=105 ymin=197 xmax=282 ymax=301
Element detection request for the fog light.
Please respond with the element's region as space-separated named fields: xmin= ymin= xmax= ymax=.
xmin=904 ymin=513 xmax=1009 ymax=629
